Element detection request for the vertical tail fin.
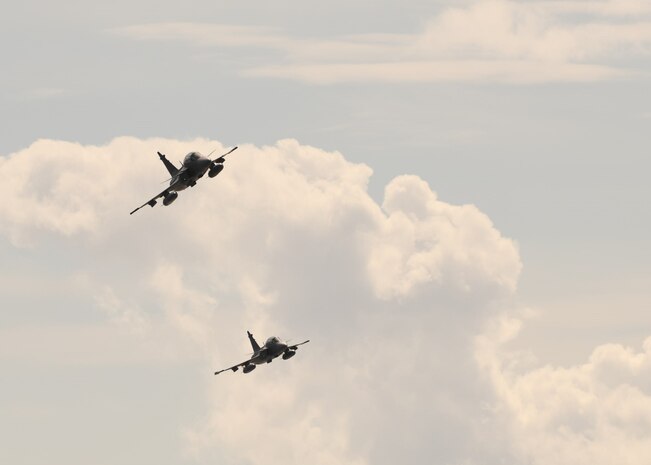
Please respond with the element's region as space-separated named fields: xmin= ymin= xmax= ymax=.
xmin=157 ymin=152 xmax=179 ymax=176
xmin=247 ymin=331 xmax=261 ymax=353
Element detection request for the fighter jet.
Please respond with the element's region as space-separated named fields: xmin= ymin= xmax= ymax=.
xmin=130 ymin=146 xmax=237 ymax=215
xmin=214 ymin=331 xmax=310 ymax=375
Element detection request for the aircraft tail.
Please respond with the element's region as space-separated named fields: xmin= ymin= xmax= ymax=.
xmin=157 ymin=152 xmax=178 ymax=176
xmin=247 ymin=331 xmax=261 ymax=353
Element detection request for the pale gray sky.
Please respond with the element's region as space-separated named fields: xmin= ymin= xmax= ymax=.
xmin=1 ymin=1 xmax=650 ymax=464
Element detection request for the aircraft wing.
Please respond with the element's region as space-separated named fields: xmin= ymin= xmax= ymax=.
xmin=288 ymin=340 xmax=310 ymax=350
xmin=129 ymin=188 xmax=170 ymax=215
xmin=214 ymin=357 xmax=254 ymax=375
xmin=211 ymin=146 xmax=238 ymax=163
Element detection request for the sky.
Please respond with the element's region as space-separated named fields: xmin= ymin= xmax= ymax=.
xmin=1 ymin=1 xmax=650 ymax=464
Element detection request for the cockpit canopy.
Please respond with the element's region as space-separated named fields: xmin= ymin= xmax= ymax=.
xmin=266 ymin=336 xmax=280 ymax=345
xmin=183 ymin=152 xmax=201 ymax=164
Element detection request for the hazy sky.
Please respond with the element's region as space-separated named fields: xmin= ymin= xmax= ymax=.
xmin=1 ymin=1 xmax=650 ymax=464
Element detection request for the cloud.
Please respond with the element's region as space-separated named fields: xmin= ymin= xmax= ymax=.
xmin=245 ymin=60 xmax=627 ymax=84
xmin=546 ymin=0 xmax=651 ymax=16
xmin=5 ymin=135 xmax=651 ymax=464
xmin=1 ymin=136 xmax=521 ymax=465
xmin=415 ymin=1 xmax=651 ymax=63
xmin=113 ymin=0 xmax=651 ymax=84
xmin=477 ymin=313 xmax=651 ymax=465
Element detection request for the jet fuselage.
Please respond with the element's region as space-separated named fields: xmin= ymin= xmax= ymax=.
xmin=251 ymin=337 xmax=289 ymax=365
xmin=170 ymin=152 xmax=213 ymax=192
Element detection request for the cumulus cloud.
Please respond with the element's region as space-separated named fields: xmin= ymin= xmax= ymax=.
xmin=113 ymin=0 xmax=651 ymax=84
xmin=5 ymin=135 xmax=651 ymax=465
xmin=477 ymin=314 xmax=651 ymax=465
xmin=1 ymin=136 xmax=521 ymax=465
xmin=368 ymin=175 xmax=520 ymax=299
xmin=6 ymin=136 xmax=650 ymax=465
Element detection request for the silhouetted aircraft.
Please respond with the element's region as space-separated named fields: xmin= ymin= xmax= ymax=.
xmin=130 ymin=146 xmax=237 ymax=214
xmin=214 ymin=331 xmax=310 ymax=375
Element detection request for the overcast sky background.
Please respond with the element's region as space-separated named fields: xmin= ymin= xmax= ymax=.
xmin=1 ymin=1 xmax=650 ymax=464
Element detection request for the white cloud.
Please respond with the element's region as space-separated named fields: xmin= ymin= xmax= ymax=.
xmin=95 ymin=286 xmax=149 ymax=335
xmin=1 ymin=136 xmax=520 ymax=465
xmin=113 ymin=0 xmax=651 ymax=84
xmin=477 ymin=313 xmax=651 ymax=465
xmin=5 ymin=135 xmax=650 ymax=464
xmin=414 ymin=1 xmax=651 ymax=66
xmin=246 ymin=60 xmax=627 ymax=84
xmin=545 ymin=0 xmax=651 ymax=16
xmin=368 ymin=175 xmax=520 ymax=299
xmin=6 ymin=135 xmax=651 ymax=465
